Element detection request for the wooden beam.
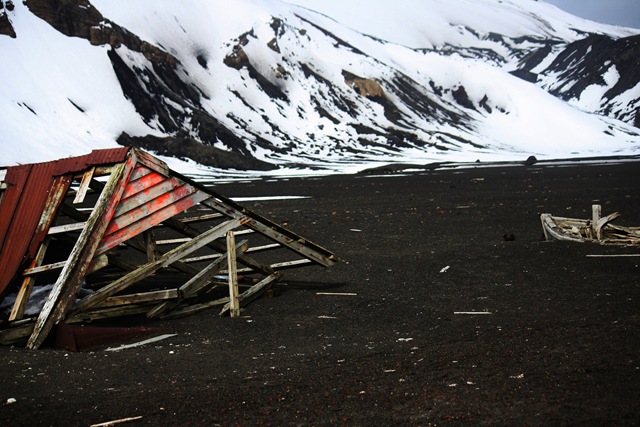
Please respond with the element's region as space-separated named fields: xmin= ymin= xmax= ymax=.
xmin=27 ymin=153 xmax=138 ymax=350
xmin=48 ymin=222 xmax=87 ymax=235
xmin=219 ymin=273 xmax=281 ymax=316
xmin=146 ymin=239 xmax=248 ymax=319
xmin=200 ymin=197 xmax=337 ymax=267
xmin=227 ymin=231 xmax=240 ymax=318
xmin=68 ymin=216 xmax=247 ymax=316
xmin=161 ymin=216 xmax=275 ymax=276
xmin=180 ymin=213 xmax=224 ymax=223
xmin=73 ymin=166 xmax=95 ymax=204
xmin=9 ymin=238 xmax=50 ymax=320
xmin=98 ymin=289 xmax=180 ymax=307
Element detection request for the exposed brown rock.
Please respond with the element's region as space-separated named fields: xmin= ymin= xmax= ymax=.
xmin=25 ymin=0 xmax=177 ymax=67
xmin=342 ymin=70 xmax=385 ymax=98
xmin=223 ymin=46 xmax=250 ymax=69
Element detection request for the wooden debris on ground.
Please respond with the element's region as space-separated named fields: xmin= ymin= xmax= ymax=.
xmin=540 ymin=204 xmax=640 ymax=246
xmin=0 ymin=147 xmax=338 ymax=349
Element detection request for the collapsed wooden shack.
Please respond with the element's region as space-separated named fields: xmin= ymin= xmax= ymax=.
xmin=0 ymin=147 xmax=337 ymax=349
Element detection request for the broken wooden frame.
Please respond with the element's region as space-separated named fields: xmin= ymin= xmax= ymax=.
xmin=541 ymin=204 xmax=640 ymax=245
xmin=0 ymin=148 xmax=337 ymax=349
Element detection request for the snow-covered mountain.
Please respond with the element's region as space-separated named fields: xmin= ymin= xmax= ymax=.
xmin=1 ymin=0 xmax=639 ymax=174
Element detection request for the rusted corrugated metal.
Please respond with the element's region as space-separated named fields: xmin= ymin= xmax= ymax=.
xmin=0 ymin=148 xmax=131 ymax=299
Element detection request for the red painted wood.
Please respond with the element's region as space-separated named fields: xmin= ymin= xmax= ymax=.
xmin=121 ymin=170 xmax=166 ymax=200
xmin=95 ymin=190 xmax=210 ymax=255
xmin=103 ymin=183 xmax=198 ymax=236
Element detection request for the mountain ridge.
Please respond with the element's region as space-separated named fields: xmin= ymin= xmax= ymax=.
xmin=1 ymin=0 xmax=638 ymax=174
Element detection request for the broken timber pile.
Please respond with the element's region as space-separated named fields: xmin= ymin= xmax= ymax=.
xmin=540 ymin=204 xmax=640 ymax=245
xmin=0 ymin=147 xmax=337 ymax=349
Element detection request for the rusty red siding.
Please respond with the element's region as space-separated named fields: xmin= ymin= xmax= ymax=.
xmin=0 ymin=148 xmax=131 ymax=300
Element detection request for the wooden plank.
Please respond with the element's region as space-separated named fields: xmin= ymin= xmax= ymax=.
xmin=73 ymin=166 xmax=95 ymax=204
xmin=146 ymin=240 xmax=247 ymax=319
xmin=95 ymin=189 xmax=211 ymax=255
xmin=159 ymin=296 xmax=230 ymax=320
xmin=142 ymin=229 xmax=158 ymax=262
xmin=227 ymin=231 xmax=240 ymax=318
xmin=0 ymin=321 xmax=36 ymax=345
xmin=246 ymin=243 xmax=281 ymax=253
xmin=586 ymin=254 xmax=640 ymax=258
xmin=156 ymin=237 xmax=191 ymax=245
xmin=106 ymin=183 xmax=199 ymax=235
xmin=133 ymin=147 xmax=172 ymax=176
xmin=23 ymin=260 xmax=66 ymax=276
xmin=234 ymin=258 xmax=314 ymax=274
xmin=219 ymin=273 xmax=281 ymax=316
xmin=9 ymin=238 xmax=50 ymax=320
xmin=128 ymin=164 xmax=154 ymax=182
xmin=27 ymin=153 xmax=138 ymax=350
xmin=201 ymin=198 xmax=337 ymax=267
xmin=182 ymin=253 xmax=222 ymax=264
xmin=592 ymin=204 xmax=601 ymax=236
xmin=180 ymin=212 xmax=224 ymax=223
xmin=68 ymin=303 xmax=156 ymax=323
xmin=98 ymin=289 xmax=180 ymax=307
xmin=69 ymin=216 xmax=247 ymax=315
xmin=114 ymin=176 xmax=185 ymax=218
xmin=121 ymin=170 xmax=165 ymax=200
xmin=161 ymin=216 xmax=275 ymax=276
xmin=47 ymin=222 xmax=87 ymax=235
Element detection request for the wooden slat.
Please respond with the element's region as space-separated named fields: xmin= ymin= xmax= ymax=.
xmin=98 ymin=289 xmax=180 ymax=307
xmin=121 ymin=170 xmax=165 ymax=200
xmin=10 ymin=238 xmax=50 ymax=320
xmin=48 ymin=222 xmax=87 ymax=235
xmin=146 ymin=240 xmax=248 ymax=319
xmin=201 ymin=198 xmax=337 ymax=267
xmin=69 ymin=216 xmax=247 ymax=315
xmin=128 ymin=164 xmax=154 ymax=182
xmin=105 ymin=183 xmax=198 ymax=235
xmin=161 ymin=216 xmax=275 ymax=276
xmin=23 ymin=260 xmax=65 ymax=276
xmin=180 ymin=213 xmax=224 ymax=223
xmin=219 ymin=273 xmax=281 ymax=316
xmin=73 ymin=167 xmax=95 ymax=204
xmin=246 ymin=243 xmax=281 ymax=253
xmin=234 ymin=258 xmax=314 ymax=274
xmin=227 ymin=231 xmax=240 ymax=318
xmin=115 ymin=176 xmax=185 ymax=218
xmin=95 ymin=190 xmax=211 ymax=255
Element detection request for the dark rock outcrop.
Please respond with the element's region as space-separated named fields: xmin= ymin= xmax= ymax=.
xmin=117 ymin=133 xmax=276 ymax=171
xmin=0 ymin=1 xmax=16 ymax=38
xmin=25 ymin=0 xmax=177 ymax=67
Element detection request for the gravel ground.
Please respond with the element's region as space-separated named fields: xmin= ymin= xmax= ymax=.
xmin=1 ymin=160 xmax=639 ymax=426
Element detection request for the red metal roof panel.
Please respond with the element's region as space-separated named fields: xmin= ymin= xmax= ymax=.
xmin=0 ymin=148 xmax=132 ymax=300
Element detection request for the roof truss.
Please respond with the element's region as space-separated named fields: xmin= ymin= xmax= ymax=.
xmin=0 ymin=148 xmax=337 ymax=349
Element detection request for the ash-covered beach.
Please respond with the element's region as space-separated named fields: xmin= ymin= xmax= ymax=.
xmin=1 ymin=160 xmax=639 ymax=426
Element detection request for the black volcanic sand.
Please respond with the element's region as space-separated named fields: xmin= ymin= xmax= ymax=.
xmin=1 ymin=161 xmax=639 ymax=426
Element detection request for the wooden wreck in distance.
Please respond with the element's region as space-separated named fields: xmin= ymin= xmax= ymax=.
xmin=541 ymin=204 xmax=640 ymax=245
xmin=0 ymin=147 xmax=337 ymax=349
